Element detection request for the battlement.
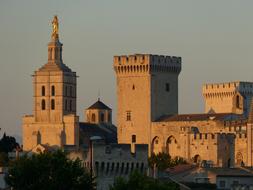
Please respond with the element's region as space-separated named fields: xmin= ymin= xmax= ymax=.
xmin=202 ymin=81 xmax=253 ymax=97
xmin=191 ymin=133 xmax=217 ymax=141
xmin=191 ymin=133 xmax=235 ymax=141
xmin=113 ymin=54 xmax=181 ymax=74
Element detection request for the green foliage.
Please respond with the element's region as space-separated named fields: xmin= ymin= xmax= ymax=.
xmin=0 ymin=133 xmax=19 ymax=153
xmin=5 ymin=150 xmax=95 ymax=190
xmin=0 ymin=152 xmax=9 ymax=166
xmin=110 ymin=171 xmax=179 ymax=190
xmin=148 ymin=153 xmax=187 ymax=171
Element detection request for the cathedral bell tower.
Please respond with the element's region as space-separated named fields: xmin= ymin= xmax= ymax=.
xmin=22 ymin=16 xmax=79 ymax=151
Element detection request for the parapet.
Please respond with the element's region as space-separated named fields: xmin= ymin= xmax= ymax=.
xmin=113 ymin=54 xmax=181 ymax=74
xmin=202 ymin=81 xmax=253 ymax=97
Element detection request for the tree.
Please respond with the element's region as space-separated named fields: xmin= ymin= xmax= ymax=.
xmin=5 ymin=150 xmax=95 ymax=190
xmin=148 ymin=153 xmax=187 ymax=171
xmin=109 ymin=171 xmax=179 ymax=190
xmin=0 ymin=133 xmax=19 ymax=153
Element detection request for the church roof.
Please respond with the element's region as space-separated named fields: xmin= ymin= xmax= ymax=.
xmin=157 ymin=113 xmax=245 ymax=122
xmin=79 ymin=122 xmax=117 ymax=144
xmin=87 ymin=99 xmax=111 ymax=110
xmin=38 ymin=62 xmax=72 ymax=72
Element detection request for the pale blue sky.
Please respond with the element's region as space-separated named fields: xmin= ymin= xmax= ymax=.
xmin=1 ymin=0 xmax=253 ymax=142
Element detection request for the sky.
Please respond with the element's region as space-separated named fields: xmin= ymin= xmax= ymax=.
xmin=0 ymin=0 xmax=253 ymax=143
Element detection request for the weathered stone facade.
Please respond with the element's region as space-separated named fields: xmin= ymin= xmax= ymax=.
xmin=67 ymin=141 xmax=148 ymax=190
xmin=203 ymin=81 xmax=253 ymax=115
xmin=114 ymin=53 xmax=253 ymax=168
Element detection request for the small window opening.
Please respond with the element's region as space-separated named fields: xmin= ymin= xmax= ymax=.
xmin=166 ymin=83 xmax=170 ymax=92
xmin=101 ymin=113 xmax=104 ymax=122
xmin=92 ymin=113 xmax=96 ymax=122
xmin=51 ymin=86 xmax=55 ymax=96
xmin=42 ymin=86 xmax=45 ymax=96
xmin=126 ymin=111 xmax=131 ymax=121
xmin=41 ymin=99 xmax=46 ymax=110
xmin=51 ymin=99 xmax=55 ymax=110
xmin=132 ymin=135 xmax=136 ymax=143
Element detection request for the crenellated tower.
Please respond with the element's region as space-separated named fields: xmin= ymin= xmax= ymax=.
xmin=22 ymin=16 xmax=79 ymax=151
xmin=113 ymin=54 xmax=181 ymax=148
xmin=202 ymin=81 xmax=253 ymax=115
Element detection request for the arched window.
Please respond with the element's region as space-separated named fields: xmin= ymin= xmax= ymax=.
xmin=92 ymin=114 xmax=96 ymax=122
xmin=42 ymin=86 xmax=45 ymax=96
xmin=70 ymin=86 xmax=73 ymax=97
xmin=100 ymin=113 xmax=104 ymax=122
xmin=65 ymin=99 xmax=68 ymax=111
xmin=41 ymin=99 xmax=46 ymax=110
xmin=236 ymin=95 xmax=240 ymax=108
xmin=69 ymin=100 xmax=72 ymax=111
xmin=65 ymin=86 xmax=68 ymax=96
xmin=51 ymin=99 xmax=55 ymax=110
xmin=51 ymin=86 xmax=55 ymax=96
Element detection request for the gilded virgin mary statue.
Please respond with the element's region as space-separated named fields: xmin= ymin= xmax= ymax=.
xmin=51 ymin=15 xmax=59 ymax=39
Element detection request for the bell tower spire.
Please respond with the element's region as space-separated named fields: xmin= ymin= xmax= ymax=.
xmin=48 ymin=15 xmax=62 ymax=63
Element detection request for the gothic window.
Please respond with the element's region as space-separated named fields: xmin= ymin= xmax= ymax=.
xmin=65 ymin=99 xmax=68 ymax=111
xmin=51 ymin=86 xmax=55 ymax=96
xmin=166 ymin=83 xmax=170 ymax=92
xmin=70 ymin=86 xmax=73 ymax=97
xmin=100 ymin=113 xmax=104 ymax=122
xmin=132 ymin=135 xmax=136 ymax=143
xmin=126 ymin=111 xmax=131 ymax=121
xmin=42 ymin=86 xmax=45 ymax=96
xmin=236 ymin=95 xmax=240 ymax=108
xmin=65 ymin=86 xmax=68 ymax=96
xmin=41 ymin=99 xmax=46 ymax=110
xmin=51 ymin=99 xmax=55 ymax=110
xmin=92 ymin=113 xmax=96 ymax=122
xmin=69 ymin=100 xmax=72 ymax=111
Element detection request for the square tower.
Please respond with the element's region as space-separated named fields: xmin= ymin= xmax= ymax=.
xmin=22 ymin=16 xmax=79 ymax=151
xmin=113 ymin=54 xmax=181 ymax=146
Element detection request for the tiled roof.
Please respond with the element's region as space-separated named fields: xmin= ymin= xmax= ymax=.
xmin=157 ymin=113 xmax=245 ymax=122
xmin=87 ymin=100 xmax=111 ymax=110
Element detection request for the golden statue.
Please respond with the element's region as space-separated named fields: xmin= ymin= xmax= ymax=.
xmin=51 ymin=15 xmax=59 ymax=39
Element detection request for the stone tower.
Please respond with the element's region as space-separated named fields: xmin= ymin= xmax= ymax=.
xmin=22 ymin=16 xmax=79 ymax=151
xmin=202 ymin=81 xmax=253 ymax=115
xmin=247 ymin=98 xmax=253 ymax=166
xmin=113 ymin=54 xmax=181 ymax=147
